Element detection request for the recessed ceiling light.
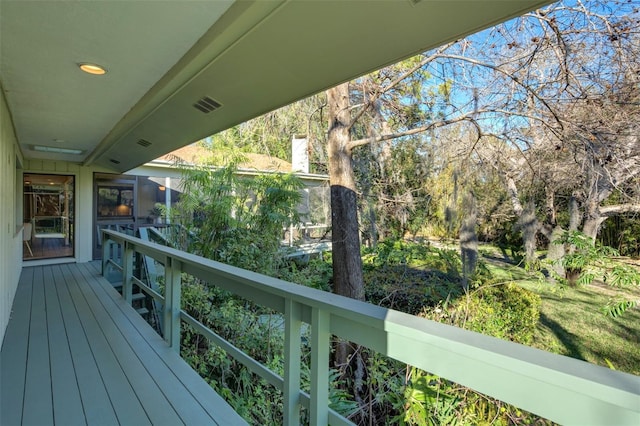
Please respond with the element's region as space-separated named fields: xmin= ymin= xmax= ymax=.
xmin=32 ymin=145 xmax=83 ymax=155
xmin=78 ymin=63 xmax=107 ymax=75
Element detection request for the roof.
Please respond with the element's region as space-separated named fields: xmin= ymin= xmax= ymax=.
xmin=158 ymin=145 xmax=292 ymax=172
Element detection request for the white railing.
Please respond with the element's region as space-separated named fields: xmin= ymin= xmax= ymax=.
xmin=101 ymin=230 xmax=640 ymax=426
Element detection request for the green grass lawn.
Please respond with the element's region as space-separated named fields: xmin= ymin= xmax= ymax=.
xmin=479 ymin=252 xmax=640 ymax=376
xmin=519 ymin=280 xmax=640 ymax=375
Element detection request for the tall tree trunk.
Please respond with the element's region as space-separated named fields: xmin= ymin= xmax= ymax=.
xmin=327 ymin=84 xmax=366 ymax=381
xmin=327 ymin=83 xmax=365 ymax=302
xmin=518 ymin=200 xmax=539 ymax=267
xmin=547 ymin=225 xmax=566 ymax=279
xmin=460 ymin=190 xmax=478 ymax=290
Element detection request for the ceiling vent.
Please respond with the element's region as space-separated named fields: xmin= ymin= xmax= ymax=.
xmin=193 ymin=96 xmax=222 ymax=114
xmin=137 ymin=139 xmax=152 ymax=148
xmin=109 ymin=158 xmax=121 ymax=164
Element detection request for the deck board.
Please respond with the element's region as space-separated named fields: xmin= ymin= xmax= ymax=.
xmin=75 ymin=263 xmax=220 ymax=425
xmin=0 ymin=267 xmax=33 ymax=425
xmin=82 ymin=262 xmax=247 ymax=425
xmin=1 ymin=263 xmax=247 ymax=426
xmin=52 ymin=264 xmax=119 ymax=426
xmin=22 ymin=266 xmax=54 ymax=425
xmin=47 ymin=265 xmax=86 ymax=426
xmin=65 ymin=263 xmax=183 ymax=426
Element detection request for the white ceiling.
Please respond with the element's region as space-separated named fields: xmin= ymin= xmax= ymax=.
xmin=1 ymin=0 xmax=552 ymax=173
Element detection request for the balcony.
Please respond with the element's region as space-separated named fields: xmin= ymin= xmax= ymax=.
xmin=2 ymin=230 xmax=639 ymax=425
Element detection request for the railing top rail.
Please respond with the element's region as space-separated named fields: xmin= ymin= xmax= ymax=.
xmin=102 ymin=230 xmax=640 ymax=424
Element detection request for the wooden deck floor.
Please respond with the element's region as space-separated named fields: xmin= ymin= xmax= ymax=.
xmin=1 ymin=262 xmax=246 ymax=426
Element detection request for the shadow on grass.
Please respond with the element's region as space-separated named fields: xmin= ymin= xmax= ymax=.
xmin=538 ymin=312 xmax=587 ymax=361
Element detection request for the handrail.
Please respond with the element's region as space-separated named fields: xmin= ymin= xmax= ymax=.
xmin=101 ymin=230 xmax=640 ymax=426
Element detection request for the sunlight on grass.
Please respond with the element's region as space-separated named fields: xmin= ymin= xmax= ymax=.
xmin=518 ymin=280 xmax=640 ymax=375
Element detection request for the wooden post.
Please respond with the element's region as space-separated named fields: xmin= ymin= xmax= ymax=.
xmin=164 ymin=256 xmax=182 ymax=352
xmin=283 ymin=299 xmax=302 ymax=425
xmin=310 ymin=307 xmax=330 ymax=426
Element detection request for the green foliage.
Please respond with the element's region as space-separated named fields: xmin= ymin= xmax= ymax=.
xmin=603 ymin=299 xmax=639 ymax=318
xmin=179 ymin=276 xmax=286 ymax=424
xmin=554 ymin=230 xmax=619 ymax=286
xmin=362 ymin=239 xmax=462 ymax=276
xmin=389 ymin=365 xmax=548 ymax=426
xmin=362 ymin=240 xmax=463 ymax=314
xmin=393 ymin=368 xmax=463 ymax=426
xmin=170 ymin=150 xmax=303 ymax=275
xmin=279 ymin=256 xmax=332 ymax=292
xmin=205 ymin=94 xmax=328 ymax=173
xmin=461 ymin=284 xmax=541 ymax=345
xmin=177 ymin=236 xmax=553 ymax=425
xmin=552 ymin=231 xmax=639 ymax=317
xmin=422 ymin=283 xmax=541 ymax=346
xmin=606 ymin=265 xmax=640 ymax=288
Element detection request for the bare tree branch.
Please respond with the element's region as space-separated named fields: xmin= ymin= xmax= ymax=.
xmin=599 ymin=204 xmax=640 ymax=217
xmin=347 ymin=111 xmax=478 ymax=151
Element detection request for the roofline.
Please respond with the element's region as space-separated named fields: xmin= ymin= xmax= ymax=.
xmin=141 ymin=159 xmax=329 ymax=182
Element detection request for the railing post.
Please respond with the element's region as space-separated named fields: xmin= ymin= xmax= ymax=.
xmin=310 ymin=307 xmax=330 ymax=426
xmin=121 ymin=241 xmax=134 ymax=304
xmin=164 ymin=256 xmax=182 ymax=352
xmin=101 ymin=231 xmax=109 ymax=275
xmin=283 ymin=299 xmax=302 ymax=425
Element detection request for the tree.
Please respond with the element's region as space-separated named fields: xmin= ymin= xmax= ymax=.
xmin=436 ymin=0 xmax=640 ymax=269
xmin=168 ymin=151 xmax=303 ymax=275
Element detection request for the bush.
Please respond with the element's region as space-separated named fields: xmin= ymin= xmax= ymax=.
xmin=424 ymin=283 xmax=541 ymax=345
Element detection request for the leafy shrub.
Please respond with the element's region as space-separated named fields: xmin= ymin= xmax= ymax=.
xmin=279 ymin=256 xmax=333 ymax=292
xmin=424 ymin=283 xmax=541 ymax=345
xmin=464 ymin=284 xmax=540 ymax=345
xmin=553 ymin=230 xmax=618 ymax=286
xmin=552 ymin=231 xmax=639 ymax=317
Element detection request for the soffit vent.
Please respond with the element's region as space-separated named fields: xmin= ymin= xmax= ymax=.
xmin=137 ymin=139 xmax=152 ymax=148
xmin=109 ymin=158 xmax=121 ymax=164
xmin=193 ymin=96 xmax=222 ymax=114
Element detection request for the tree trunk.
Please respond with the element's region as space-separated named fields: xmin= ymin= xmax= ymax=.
xmin=582 ymin=197 xmax=606 ymax=241
xmin=327 ymin=83 xmax=365 ymax=302
xmin=568 ymin=195 xmax=582 ymax=232
xmin=518 ymin=200 xmax=539 ymax=267
xmin=547 ymin=225 xmax=566 ymax=279
xmin=460 ymin=190 xmax=478 ymax=290
xmin=327 ymin=84 xmax=366 ymax=377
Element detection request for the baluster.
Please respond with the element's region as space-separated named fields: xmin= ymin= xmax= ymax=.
xmin=284 ymin=299 xmax=302 ymax=425
xmin=101 ymin=232 xmax=110 ymax=275
xmin=164 ymin=256 xmax=182 ymax=352
xmin=310 ymin=307 xmax=330 ymax=426
xmin=121 ymin=240 xmax=134 ymax=304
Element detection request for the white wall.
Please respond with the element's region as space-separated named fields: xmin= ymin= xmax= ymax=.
xmin=0 ymin=86 xmax=24 ymax=346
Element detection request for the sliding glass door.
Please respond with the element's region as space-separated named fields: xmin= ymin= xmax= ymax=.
xmin=23 ymin=174 xmax=75 ymax=260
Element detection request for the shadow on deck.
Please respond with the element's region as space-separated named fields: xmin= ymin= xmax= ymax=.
xmin=0 ymin=262 xmax=246 ymax=426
